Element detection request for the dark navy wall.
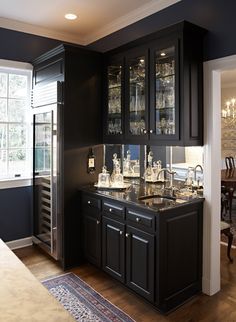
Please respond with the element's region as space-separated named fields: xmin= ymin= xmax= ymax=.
xmin=89 ymin=0 xmax=236 ymax=62
xmin=0 ymin=186 xmax=32 ymax=242
xmin=0 ymin=28 xmax=63 ymax=62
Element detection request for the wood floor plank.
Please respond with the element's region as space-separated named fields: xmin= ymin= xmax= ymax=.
xmin=13 ymin=245 xmax=236 ymax=322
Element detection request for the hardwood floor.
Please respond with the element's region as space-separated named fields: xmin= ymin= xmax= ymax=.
xmin=14 ymin=245 xmax=236 ymax=322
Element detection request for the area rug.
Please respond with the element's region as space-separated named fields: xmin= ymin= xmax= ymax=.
xmin=42 ymin=272 xmax=135 ymax=322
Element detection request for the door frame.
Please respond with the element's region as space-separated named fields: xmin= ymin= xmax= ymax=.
xmin=203 ymin=54 xmax=236 ymax=295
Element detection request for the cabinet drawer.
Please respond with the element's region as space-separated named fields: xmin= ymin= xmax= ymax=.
xmin=82 ymin=194 xmax=101 ymax=212
xmin=103 ymin=201 xmax=125 ymax=220
xmin=126 ymin=208 xmax=155 ymax=233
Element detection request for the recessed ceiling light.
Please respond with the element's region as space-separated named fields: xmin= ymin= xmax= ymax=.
xmin=65 ymin=13 xmax=77 ymax=20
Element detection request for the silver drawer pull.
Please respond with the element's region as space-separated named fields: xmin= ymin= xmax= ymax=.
xmin=87 ymin=200 xmax=91 ymax=204
xmin=96 ymin=220 xmax=100 ymax=225
xmin=120 ymin=231 xmax=123 ymax=235
xmin=109 ymin=208 xmax=112 ymax=212
xmin=136 ymin=217 xmax=141 ymax=222
xmin=125 ymin=233 xmax=130 ymax=238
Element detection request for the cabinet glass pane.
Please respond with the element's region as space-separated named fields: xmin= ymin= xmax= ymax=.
xmin=107 ymin=65 xmax=122 ymax=135
xmin=155 ymin=46 xmax=175 ymax=135
xmin=129 ymin=56 xmax=146 ymax=135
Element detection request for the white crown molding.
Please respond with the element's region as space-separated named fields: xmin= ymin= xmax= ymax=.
xmin=84 ymin=0 xmax=182 ymax=44
xmin=0 ymin=17 xmax=86 ymax=45
xmin=0 ymin=0 xmax=181 ymax=46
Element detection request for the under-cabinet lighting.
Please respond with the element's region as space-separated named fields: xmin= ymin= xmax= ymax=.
xmin=65 ymin=13 xmax=77 ymax=20
xmin=160 ymin=52 xmax=166 ymax=57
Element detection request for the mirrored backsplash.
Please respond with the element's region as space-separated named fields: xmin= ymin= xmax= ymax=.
xmin=103 ymin=144 xmax=204 ymax=185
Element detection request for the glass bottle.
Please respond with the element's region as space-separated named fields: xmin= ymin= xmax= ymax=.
xmin=112 ymin=164 xmax=124 ymax=187
xmin=98 ymin=166 xmax=110 ymax=187
xmin=87 ymin=148 xmax=95 ymax=173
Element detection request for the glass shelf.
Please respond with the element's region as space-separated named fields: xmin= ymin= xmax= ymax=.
xmin=128 ymin=55 xmax=146 ymax=136
xmin=155 ymin=46 xmax=175 ymax=135
xmin=107 ymin=64 xmax=123 ymax=135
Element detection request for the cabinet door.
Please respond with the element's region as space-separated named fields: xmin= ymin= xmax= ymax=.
xmin=150 ymin=39 xmax=180 ymax=143
xmin=158 ymin=203 xmax=203 ymax=312
xmin=125 ymin=47 xmax=149 ymax=143
xmin=102 ymin=217 xmax=125 ymax=283
xmin=83 ymin=213 xmax=101 ymax=267
xmin=104 ymin=55 xmax=124 ymax=142
xmin=126 ymin=225 xmax=154 ymax=302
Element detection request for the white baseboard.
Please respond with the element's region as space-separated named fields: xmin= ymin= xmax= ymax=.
xmin=220 ymin=241 xmax=236 ymax=249
xmin=6 ymin=237 xmax=33 ymax=250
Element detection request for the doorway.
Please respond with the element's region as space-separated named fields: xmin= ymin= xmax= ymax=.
xmin=203 ymin=54 xmax=236 ymax=296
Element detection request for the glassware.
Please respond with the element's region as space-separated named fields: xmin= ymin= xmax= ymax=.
xmin=129 ymin=56 xmax=146 ymax=136
xmin=98 ymin=166 xmax=110 ymax=187
xmin=185 ymin=167 xmax=194 ymax=186
xmin=111 ymin=164 xmax=124 ymax=187
xmin=107 ymin=64 xmax=122 ymax=135
xmin=155 ymin=46 xmax=175 ymax=136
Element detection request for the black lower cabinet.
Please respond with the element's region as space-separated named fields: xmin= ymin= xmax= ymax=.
xmin=102 ymin=216 xmax=125 ymax=283
xmin=83 ymin=212 xmax=101 ymax=267
xmin=80 ymin=191 xmax=203 ymax=313
xmin=158 ymin=203 xmax=203 ymax=312
xmin=126 ymin=225 xmax=154 ymax=302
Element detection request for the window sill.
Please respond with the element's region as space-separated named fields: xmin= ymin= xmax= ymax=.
xmin=0 ymin=177 xmax=32 ymax=190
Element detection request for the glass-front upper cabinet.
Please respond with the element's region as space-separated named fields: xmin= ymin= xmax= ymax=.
xmin=126 ymin=48 xmax=149 ymax=141
xmin=104 ymin=56 xmax=124 ymax=141
xmin=150 ymin=41 xmax=179 ymax=142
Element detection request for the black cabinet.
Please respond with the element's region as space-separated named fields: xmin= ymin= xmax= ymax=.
xmin=80 ymin=190 xmax=203 ymax=313
xmin=125 ymin=46 xmax=149 ymax=143
xmin=102 ymin=216 xmax=125 ymax=283
xmin=103 ymin=21 xmax=206 ymax=146
xmin=157 ymin=202 xmax=203 ymax=312
xmin=82 ymin=194 xmax=102 ymax=267
xmin=103 ymin=54 xmax=125 ymax=143
xmin=126 ymin=225 xmax=154 ymax=302
xmin=83 ymin=213 xmax=101 ymax=267
xmin=32 ymin=45 xmax=102 ymax=269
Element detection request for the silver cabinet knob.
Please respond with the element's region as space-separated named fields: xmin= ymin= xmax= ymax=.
xmin=125 ymin=233 xmax=130 ymax=238
xmin=136 ymin=217 xmax=141 ymax=222
xmin=120 ymin=231 xmax=123 ymax=235
xmin=150 ymin=129 xmax=154 ymax=134
xmin=143 ymin=129 xmax=147 ymax=134
xmin=109 ymin=208 xmax=112 ymax=212
xmin=96 ymin=220 xmax=100 ymax=225
xmin=87 ymin=200 xmax=91 ymax=204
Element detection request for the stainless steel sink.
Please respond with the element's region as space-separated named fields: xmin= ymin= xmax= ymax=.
xmin=138 ymin=194 xmax=186 ymax=207
xmin=138 ymin=194 xmax=176 ymax=201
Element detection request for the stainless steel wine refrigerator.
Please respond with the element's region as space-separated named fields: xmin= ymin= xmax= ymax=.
xmin=32 ymin=81 xmax=63 ymax=260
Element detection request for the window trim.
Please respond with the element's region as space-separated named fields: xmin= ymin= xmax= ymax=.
xmin=0 ymin=59 xmax=33 ymax=187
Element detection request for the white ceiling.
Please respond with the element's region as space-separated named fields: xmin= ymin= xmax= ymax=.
xmin=0 ymin=0 xmax=181 ymax=45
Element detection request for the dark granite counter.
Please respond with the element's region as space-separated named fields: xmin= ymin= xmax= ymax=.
xmin=79 ymin=180 xmax=204 ymax=212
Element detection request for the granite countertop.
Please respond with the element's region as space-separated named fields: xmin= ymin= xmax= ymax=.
xmin=80 ymin=180 xmax=204 ymax=212
xmin=0 ymin=239 xmax=74 ymax=322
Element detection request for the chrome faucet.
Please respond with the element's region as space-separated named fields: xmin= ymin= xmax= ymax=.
xmin=157 ymin=168 xmax=176 ymax=188
xmin=193 ymin=164 xmax=203 ymax=181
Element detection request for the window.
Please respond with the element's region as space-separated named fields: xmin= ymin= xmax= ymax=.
xmin=0 ymin=60 xmax=32 ymax=180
